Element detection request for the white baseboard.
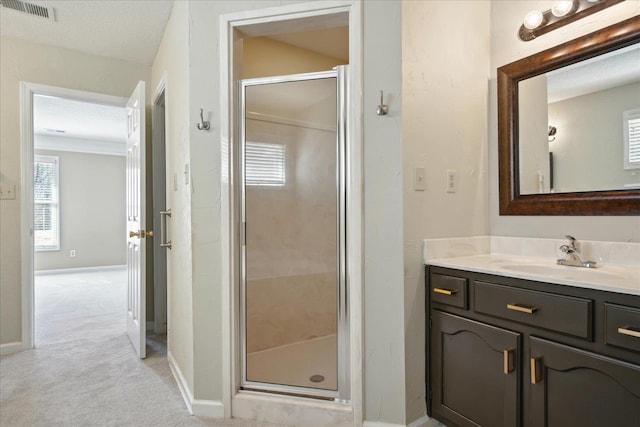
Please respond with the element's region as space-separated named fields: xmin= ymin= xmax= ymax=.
xmin=35 ymin=265 xmax=126 ymax=275
xmin=167 ymin=351 xmax=225 ymax=418
xmin=168 ymin=350 xmax=194 ymax=414
xmin=192 ymin=399 xmax=225 ymax=418
xmin=364 ymin=415 xmax=441 ymax=427
xmin=0 ymin=342 xmax=23 ymax=355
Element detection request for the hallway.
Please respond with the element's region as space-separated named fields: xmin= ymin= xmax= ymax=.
xmin=0 ymin=269 xmax=281 ymax=427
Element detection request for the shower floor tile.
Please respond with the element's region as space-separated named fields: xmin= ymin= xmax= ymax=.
xmin=247 ymin=334 xmax=337 ymax=391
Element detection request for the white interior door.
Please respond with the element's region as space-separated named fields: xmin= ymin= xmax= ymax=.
xmin=126 ymin=81 xmax=147 ymax=358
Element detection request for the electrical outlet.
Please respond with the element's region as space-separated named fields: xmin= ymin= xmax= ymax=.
xmin=446 ymin=169 xmax=457 ymax=193
xmin=70 ymin=250 xmax=76 ymax=257
xmin=0 ymin=184 xmax=16 ymax=200
xmin=414 ymin=167 xmax=426 ymax=191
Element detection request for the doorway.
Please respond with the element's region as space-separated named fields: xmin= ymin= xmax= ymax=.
xmin=21 ymin=82 xmax=169 ymax=358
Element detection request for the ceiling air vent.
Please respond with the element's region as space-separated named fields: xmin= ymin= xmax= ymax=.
xmin=0 ymin=0 xmax=55 ymax=22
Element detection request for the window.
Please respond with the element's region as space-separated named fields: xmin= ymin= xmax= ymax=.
xmin=624 ymin=108 xmax=640 ymax=170
xmin=34 ymin=156 xmax=59 ymax=250
xmin=245 ymin=142 xmax=286 ymax=187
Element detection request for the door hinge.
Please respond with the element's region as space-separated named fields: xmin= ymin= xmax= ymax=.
xmin=429 ymin=317 xmax=432 ymax=330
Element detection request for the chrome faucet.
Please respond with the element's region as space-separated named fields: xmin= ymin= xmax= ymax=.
xmin=557 ymin=235 xmax=597 ymax=268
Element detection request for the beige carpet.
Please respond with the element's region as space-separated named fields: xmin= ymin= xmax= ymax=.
xmin=0 ymin=268 xmax=284 ymax=427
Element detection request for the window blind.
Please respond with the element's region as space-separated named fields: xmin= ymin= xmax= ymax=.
xmin=34 ymin=156 xmax=59 ymax=250
xmin=627 ymin=115 xmax=640 ymax=168
xmin=245 ymin=142 xmax=286 ymax=186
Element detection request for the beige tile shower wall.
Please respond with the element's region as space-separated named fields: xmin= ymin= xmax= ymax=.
xmin=245 ymin=119 xmax=337 ymax=279
xmin=247 ymin=272 xmax=336 ymax=353
xmin=245 ymin=112 xmax=338 ymax=351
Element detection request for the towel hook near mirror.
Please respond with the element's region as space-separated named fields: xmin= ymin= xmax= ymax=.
xmin=197 ymin=108 xmax=210 ymax=131
xmin=376 ymin=90 xmax=389 ymax=116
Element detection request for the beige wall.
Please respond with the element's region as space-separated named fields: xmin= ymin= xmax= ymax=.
xmin=0 ymin=36 xmax=150 ymax=346
xmin=243 ymin=36 xmax=345 ymax=79
xmin=549 ymin=82 xmax=640 ymax=192
xmin=34 ymin=149 xmax=126 ymax=271
xmin=518 ymin=75 xmax=551 ymax=194
xmin=489 ymin=1 xmax=640 ymax=243
xmin=402 ymin=1 xmax=491 ymax=422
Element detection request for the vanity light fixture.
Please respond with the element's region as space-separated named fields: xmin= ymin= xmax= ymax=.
xmin=519 ymin=0 xmax=624 ymax=41
xmin=548 ymin=125 xmax=557 ymax=142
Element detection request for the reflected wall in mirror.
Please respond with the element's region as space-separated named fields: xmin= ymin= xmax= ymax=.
xmin=498 ymin=16 xmax=640 ymax=215
xmin=518 ymin=44 xmax=640 ymax=195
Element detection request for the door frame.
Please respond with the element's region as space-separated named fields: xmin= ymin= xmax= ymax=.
xmin=219 ymin=0 xmax=363 ymax=422
xmin=152 ymin=74 xmax=169 ymax=334
xmin=20 ymin=82 xmax=127 ymax=349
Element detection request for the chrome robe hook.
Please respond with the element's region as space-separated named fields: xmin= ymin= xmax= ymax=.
xmin=376 ymin=90 xmax=389 ymax=116
xmin=197 ymin=108 xmax=210 ymax=130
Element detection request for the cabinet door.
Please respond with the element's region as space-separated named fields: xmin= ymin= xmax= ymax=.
xmin=431 ymin=311 xmax=521 ymax=427
xmin=530 ymin=336 xmax=640 ymax=427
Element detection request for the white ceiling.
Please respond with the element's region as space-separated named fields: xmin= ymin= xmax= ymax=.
xmin=34 ymin=94 xmax=127 ymax=142
xmin=0 ymin=0 xmax=174 ymax=65
xmin=547 ymin=43 xmax=640 ymax=103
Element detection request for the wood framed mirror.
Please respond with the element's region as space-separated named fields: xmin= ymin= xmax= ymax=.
xmin=498 ymin=16 xmax=640 ymax=215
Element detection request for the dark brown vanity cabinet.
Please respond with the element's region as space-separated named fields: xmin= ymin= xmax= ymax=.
xmin=426 ymin=266 xmax=640 ymax=427
xmin=529 ymin=337 xmax=640 ymax=427
xmin=431 ymin=311 xmax=520 ymax=427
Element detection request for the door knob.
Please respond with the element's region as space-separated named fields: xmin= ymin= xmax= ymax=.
xmin=129 ymin=230 xmax=153 ymax=238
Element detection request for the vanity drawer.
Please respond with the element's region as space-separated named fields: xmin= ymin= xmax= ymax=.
xmin=605 ymin=303 xmax=640 ymax=352
xmin=430 ymin=274 xmax=467 ymax=309
xmin=474 ymin=281 xmax=593 ymax=339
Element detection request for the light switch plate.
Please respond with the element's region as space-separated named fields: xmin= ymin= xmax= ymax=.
xmin=414 ymin=167 xmax=426 ymax=191
xmin=0 ymin=184 xmax=16 ymax=200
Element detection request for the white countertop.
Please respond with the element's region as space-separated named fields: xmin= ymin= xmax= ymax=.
xmin=427 ymin=254 xmax=640 ymax=296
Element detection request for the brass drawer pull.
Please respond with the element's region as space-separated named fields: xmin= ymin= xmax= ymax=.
xmin=503 ymin=348 xmax=515 ymax=375
xmin=530 ymin=357 xmax=542 ymax=384
xmin=618 ymin=327 xmax=640 ymax=338
xmin=433 ymin=288 xmax=458 ymax=296
xmin=507 ymin=303 xmax=538 ymax=314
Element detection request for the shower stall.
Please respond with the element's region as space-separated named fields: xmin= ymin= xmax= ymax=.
xmin=239 ymin=68 xmax=349 ymax=401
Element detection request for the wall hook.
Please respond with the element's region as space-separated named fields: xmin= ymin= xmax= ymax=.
xmin=197 ymin=108 xmax=210 ymax=131
xmin=376 ymin=90 xmax=389 ymax=116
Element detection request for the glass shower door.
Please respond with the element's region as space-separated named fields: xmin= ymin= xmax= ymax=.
xmin=240 ymin=69 xmax=347 ymax=399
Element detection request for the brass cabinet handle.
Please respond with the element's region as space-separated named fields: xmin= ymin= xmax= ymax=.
xmin=433 ymin=288 xmax=458 ymax=296
xmin=530 ymin=357 xmax=542 ymax=384
xmin=618 ymin=327 xmax=640 ymax=338
xmin=503 ymin=348 xmax=515 ymax=375
xmin=507 ymin=303 xmax=538 ymax=314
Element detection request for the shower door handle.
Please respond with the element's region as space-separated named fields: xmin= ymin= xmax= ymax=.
xmin=160 ymin=209 xmax=172 ymax=249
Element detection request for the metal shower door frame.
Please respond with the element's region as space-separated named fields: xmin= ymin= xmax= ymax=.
xmin=238 ymin=67 xmax=349 ymax=401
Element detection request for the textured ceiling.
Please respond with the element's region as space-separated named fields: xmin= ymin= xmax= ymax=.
xmin=0 ymin=0 xmax=173 ymax=65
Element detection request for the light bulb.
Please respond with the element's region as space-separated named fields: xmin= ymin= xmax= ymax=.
xmin=552 ymin=1 xmax=574 ymax=17
xmin=523 ymin=10 xmax=544 ymax=30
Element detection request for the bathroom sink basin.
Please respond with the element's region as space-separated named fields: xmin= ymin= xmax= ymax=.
xmin=501 ymin=264 xmax=624 ymax=282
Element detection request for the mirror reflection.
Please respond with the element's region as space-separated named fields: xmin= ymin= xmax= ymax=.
xmin=518 ymin=43 xmax=640 ymax=195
